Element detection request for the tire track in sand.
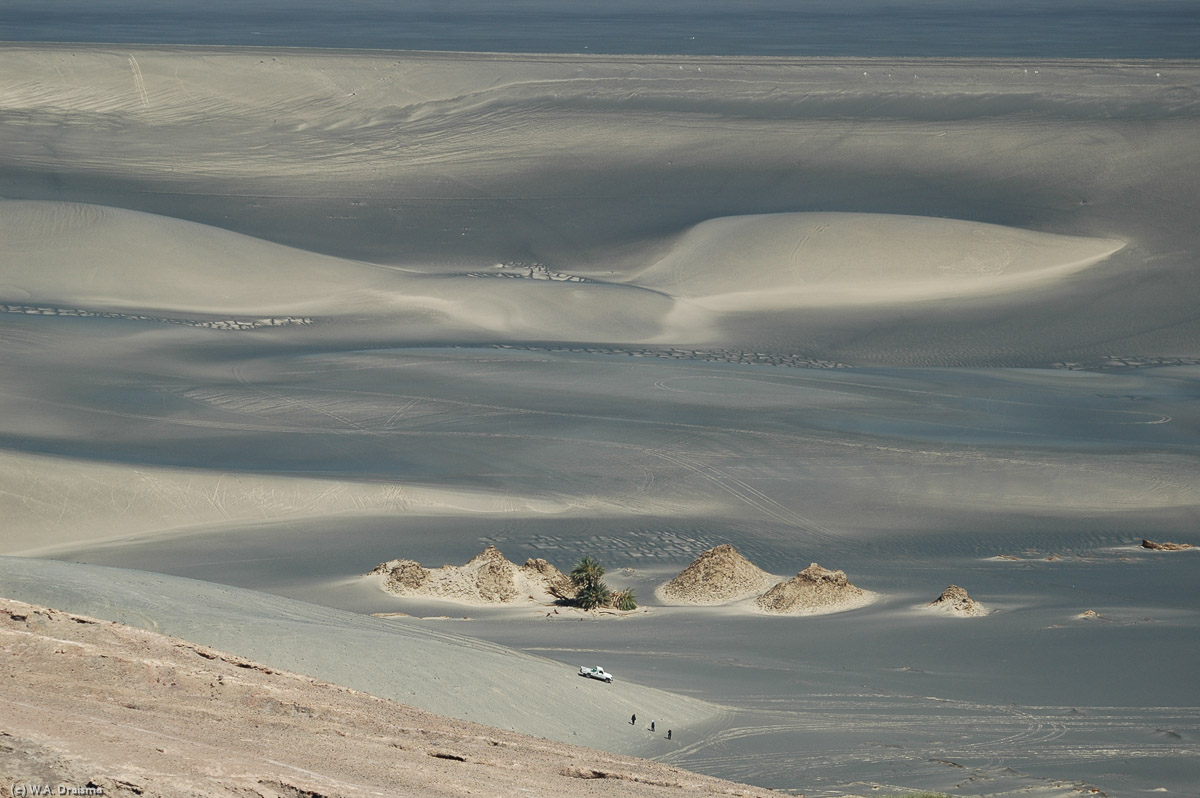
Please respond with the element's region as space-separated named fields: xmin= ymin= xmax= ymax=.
xmin=128 ymin=55 xmax=149 ymax=108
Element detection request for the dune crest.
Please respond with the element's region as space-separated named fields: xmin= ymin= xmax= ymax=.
xmin=634 ymin=212 xmax=1124 ymax=311
xmin=370 ymin=545 xmax=574 ymax=605
xmin=658 ymin=544 xmax=778 ymax=605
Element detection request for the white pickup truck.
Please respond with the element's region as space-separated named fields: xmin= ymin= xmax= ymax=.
xmin=578 ymin=665 xmax=614 ymax=683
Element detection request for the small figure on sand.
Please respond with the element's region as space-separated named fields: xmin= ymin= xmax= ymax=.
xmin=630 ymin=713 xmax=636 ymax=726
xmin=667 ymin=729 xmax=672 ymax=740
xmin=650 ymin=720 xmax=655 ymax=732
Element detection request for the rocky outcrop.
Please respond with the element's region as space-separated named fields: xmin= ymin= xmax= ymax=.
xmin=369 ymin=545 xmax=573 ymax=605
xmin=370 ymin=559 xmax=430 ymax=592
xmin=658 ymin=544 xmax=777 ymax=605
xmin=1141 ymin=539 xmax=1195 ymax=551
xmin=754 ymin=563 xmax=872 ymax=615
xmin=926 ymin=585 xmax=988 ymax=617
xmin=522 ymin=557 xmax=576 ymax=600
xmin=1 ymin=596 xmax=778 ymax=798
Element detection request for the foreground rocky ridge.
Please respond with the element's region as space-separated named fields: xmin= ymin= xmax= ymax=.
xmin=0 ymin=596 xmax=778 ymax=798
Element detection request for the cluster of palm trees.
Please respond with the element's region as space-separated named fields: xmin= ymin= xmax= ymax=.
xmin=569 ymin=556 xmax=637 ymax=611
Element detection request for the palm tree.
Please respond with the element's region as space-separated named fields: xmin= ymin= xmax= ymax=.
xmin=574 ymin=581 xmax=612 ymax=610
xmin=611 ymin=587 xmax=638 ymax=611
xmin=570 ymin=556 xmax=611 ymax=610
xmin=570 ymin=556 xmax=605 ymax=590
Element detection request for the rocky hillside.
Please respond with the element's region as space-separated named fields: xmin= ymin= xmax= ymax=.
xmin=659 ymin=544 xmax=778 ymax=605
xmin=0 ymin=597 xmax=779 ymax=798
xmin=369 ymin=545 xmax=574 ymax=604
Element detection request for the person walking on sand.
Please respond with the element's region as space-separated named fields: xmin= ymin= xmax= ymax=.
xmin=630 ymin=714 xmax=636 ymax=726
xmin=650 ymin=720 xmax=655 ymax=732
xmin=667 ymin=729 xmax=672 ymax=740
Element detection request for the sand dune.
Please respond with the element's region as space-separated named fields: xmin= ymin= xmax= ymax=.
xmin=633 ymin=212 xmax=1124 ymax=310
xmin=0 ymin=199 xmax=403 ymax=314
xmin=4 ymin=45 xmax=1192 ymax=363
xmin=0 ymin=200 xmax=1126 ymax=349
xmin=0 ymin=199 xmax=673 ymax=342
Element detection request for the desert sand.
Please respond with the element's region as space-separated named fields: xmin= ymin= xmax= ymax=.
xmin=2 ymin=44 xmax=1199 ymax=797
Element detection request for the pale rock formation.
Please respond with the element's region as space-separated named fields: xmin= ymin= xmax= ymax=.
xmin=658 ymin=544 xmax=777 ymax=605
xmin=370 ymin=545 xmax=573 ymax=605
xmin=754 ymin=562 xmax=873 ymax=615
xmin=1141 ymin=539 xmax=1195 ymax=551
xmin=926 ymin=584 xmax=989 ymax=617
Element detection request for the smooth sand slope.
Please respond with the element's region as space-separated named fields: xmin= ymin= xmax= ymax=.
xmin=0 ymin=199 xmax=1125 ymax=347
xmin=0 ymin=199 xmax=1125 ymax=344
xmin=0 ymin=448 xmax=654 ymax=557
xmin=0 ymin=199 xmax=675 ymax=342
xmin=634 ymin=212 xmax=1124 ymax=310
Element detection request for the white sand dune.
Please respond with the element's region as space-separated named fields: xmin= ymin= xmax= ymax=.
xmin=0 ymin=199 xmax=403 ymax=314
xmin=0 ymin=199 xmax=674 ymax=341
xmin=0 ymin=199 xmax=1125 ymax=347
xmin=633 ymin=212 xmax=1124 ymax=311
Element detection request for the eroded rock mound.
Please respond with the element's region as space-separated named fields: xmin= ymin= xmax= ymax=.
xmin=1141 ymin=539 xmax=1195 ymax=551
xmin=522 ymin=557 xmax=576 ymax=600
xmin=369 ymin=559 xmax=430 ymax=593
xmin=926 ymin=585 xmax=988 ymax=617
xmin=659 ymin=544 xmax=777 ymax=605
xmin=369 ymin=545 xmax=572 ymax=605
xmin=754 ymin=563 xmax=872 ymax=615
